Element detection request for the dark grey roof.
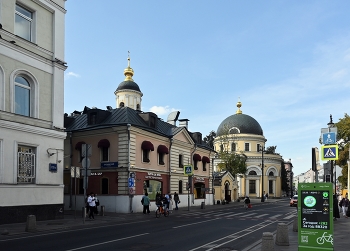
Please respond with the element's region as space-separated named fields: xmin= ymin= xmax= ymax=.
xmin=65 ymin=107 xmax=212 ymax=151
xmin=216 ymin=114 xmax=263 ymax=136
xmin=116 ymin=80 xmax=141 ymax=92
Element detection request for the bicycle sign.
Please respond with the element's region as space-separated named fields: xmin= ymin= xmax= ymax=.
xmin=298 ymin=183 xmax=333 ymax=251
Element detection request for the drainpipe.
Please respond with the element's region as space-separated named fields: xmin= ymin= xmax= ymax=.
xmin=169 ymin=138 xmax=173 ymax=193
xmin=190 ymin=144 xmax=197 ymax=206
xmin=127 ymin=124 xmax=132 ymax=213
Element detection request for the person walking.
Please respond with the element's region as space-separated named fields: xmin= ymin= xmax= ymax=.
xmin=142 ymin=193 xmax=151 ymax=214
xmin=265 ymin=192 xmax=268 ymax=201
xmin=244 ymin=196 xmax=250 ymax=209
xmin=174 ymin=192 xmax=180 ymax=210
xmin=168 ymin=193 xmax=173 ymax=212
xmin=87 ymin=192 xmax=96 ymax=220
xmin=339 ymin=194 xmax=349 ymax=218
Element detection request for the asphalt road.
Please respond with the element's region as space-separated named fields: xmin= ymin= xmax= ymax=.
xmin=1 ymin=199 xmax=296 ymax=251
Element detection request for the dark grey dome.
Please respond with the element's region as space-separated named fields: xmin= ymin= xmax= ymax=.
xmin=216 ymin=114 xmax=263 ymax=136
xmin=116 ymin=80 xmax=141 ymax=92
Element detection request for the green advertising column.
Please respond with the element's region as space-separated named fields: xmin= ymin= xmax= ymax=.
xmin=298 ymin=183 xmax=333 ymax=251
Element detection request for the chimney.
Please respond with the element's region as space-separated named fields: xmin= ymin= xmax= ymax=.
xmin=178 ymin=119 xmax=189 ymax=129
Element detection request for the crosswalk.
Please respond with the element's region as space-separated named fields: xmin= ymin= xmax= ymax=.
xmin=174 ymin=210 xmax=296 ymax=221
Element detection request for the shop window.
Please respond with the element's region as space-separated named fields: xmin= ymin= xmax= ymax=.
xmin=194 ymin=182 xmax=205 ymax=199
xmin=102 ymin=178 xmax=109 ymax=194
xmin=249 ymin=180 xmax=256 ymax=194
xmin=145 ymin=180 xmax=162 ymax=200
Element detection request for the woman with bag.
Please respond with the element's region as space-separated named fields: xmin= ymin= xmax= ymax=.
xmin=244 ymin=196 xmax=251 ymax=209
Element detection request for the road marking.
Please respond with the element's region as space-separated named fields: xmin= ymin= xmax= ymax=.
xmin=173 ymin=218 xmax=217 ymax=229
xmin=188 ymin=220 xmax=277 ymax=251
xmin=284 ymin=214 xmax=297 ymax=219
xmin=269 ymin=214 xmax=282 ymax=218
xmin=254 ymin=213 xmax=269 ymax=218
xmin=65 ymin=233 xmax=149 ymax=251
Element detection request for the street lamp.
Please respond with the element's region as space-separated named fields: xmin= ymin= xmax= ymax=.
xmin=259 ymin=145 xmax=265 ymax=202
xmin=212 ymin=153 xmax=218 ymax=205
xmin=327 ymin=114 xmax=336 ymax=193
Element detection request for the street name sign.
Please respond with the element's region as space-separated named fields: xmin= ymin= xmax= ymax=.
xmin=298 ymin=183 xmax=333 ymax=251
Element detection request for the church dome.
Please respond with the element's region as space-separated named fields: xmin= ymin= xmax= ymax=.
xmin=216 ymin=101 xmax=263 ymax=136
xmin=116 ymin=80 xmax=141 ymax=92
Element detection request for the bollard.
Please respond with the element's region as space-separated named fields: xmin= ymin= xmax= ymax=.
xmin=201 ymin=202 xmax=205 ymax=209
xmin=101 ymin=205 xmax=105 ymax=216
xmin=261 ymin=232 xmax=274 ymax=251
xmin=293 ymin=217 xmax=298 ymax=232
xmin=25 ymin=215 xmax=36 ymax=232
xmin=275 ymin=223 xmax=289 ymax=246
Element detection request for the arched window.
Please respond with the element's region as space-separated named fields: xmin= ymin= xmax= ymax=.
xmin=136 ymin=104 xmax=140 ymax=110
xmin=15 ymin=76 xmax=30 ymax=116
xmin=231 ymin=143 xmax=236 ymax=152
xmin=119 ymin=102 xmax=125 ymax=107
xmin=248 ymin=170 xmax=257 ymax=175
xmin=269 ymin=171 xmax=274 ymax=176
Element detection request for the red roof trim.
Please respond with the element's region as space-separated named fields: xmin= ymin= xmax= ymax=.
xmin=202 ymin=156 xmax=210 ymax=163
xmin=193 ymin=153 xmax=202 ymax=161
xmin=157 ymin=145 xmax=169 ymax=154
xmin=75 ymin=141 xmax=86 ymax=150
xmin=141 ymin=141 xmax=154 ymax=151
xmin=98 ymin=139 xmax=110 ymax=148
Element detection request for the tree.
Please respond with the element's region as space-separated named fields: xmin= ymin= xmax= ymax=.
xmin=203 ymin=130 xmax=216 ymax=149
xmin=335 ymin=113 xmax=350 ymax=189
xmin=280 ymin=161 xmax=289 ymax=195
xmin=215 ymin=125 xmax=247 ymax=177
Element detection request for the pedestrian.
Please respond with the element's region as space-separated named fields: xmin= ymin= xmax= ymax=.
xmin=174 ymin=192 xmax=180 ymax=210
xmin=244 ymin=196 xmax=250 ymax=209
xmin=142 ymin=192 xmax=151 ymax=214
xmin=334 ymin=194 xmax=340 ymax=220
xmin=265 ymin=192 xmax=268 ymax=201
xmin=87 ymin=192 xmax=96 ymax=220
xmin=94 ymin=194 xmax=99 ymax=215
xmin=168 ymin=193 xmax=173 ymax=212
xmin=339 ymin=194 xmax=349 ymax=218
xmin=263 ymin=191 xmax=266 ymax=201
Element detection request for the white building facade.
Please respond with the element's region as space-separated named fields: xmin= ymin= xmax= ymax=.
xmin=0 ymin=0 xmax=67 ymax=224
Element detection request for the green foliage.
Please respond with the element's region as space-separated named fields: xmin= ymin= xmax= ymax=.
xmin=203 ymin=130 xmax=216 ymax=149
xmin=335 ymin=113 xmax=350 ymax=189
xmin=281 ymin=161 xmax=289 ymax=193
xmin=217 ymin=151 xmax=247 ymax=177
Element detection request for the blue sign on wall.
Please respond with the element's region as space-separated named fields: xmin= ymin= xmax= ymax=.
xmin=101 ymin=162 xmax=118 ymax=168
xmin=49 ymin=163 xmax=57 ymax=172
xmin=322 ymin=132 xmax=336 ymax=144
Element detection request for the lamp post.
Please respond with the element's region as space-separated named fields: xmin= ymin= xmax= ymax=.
xmin=327 ymin=115 xmax=336 ymax=193
xmin=212 ymin=153 xmax=218 ymax=205
xmin=260 ymin=145 xmax=265 ymax=202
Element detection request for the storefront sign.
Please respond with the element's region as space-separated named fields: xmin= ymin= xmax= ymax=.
xmin=195 ymin=177 xmax=205 ymax=182
xmin=298 ymin=183 xmax=333 ymax=251
xmin=91 ymin=172 xmax=102 ymax=176
xmin=145 ymin=172 xmax=162 ymax=180
xmin=101 ymin=162 xmax=118 ymax=168
xmin=49 ymin=163 xmax=57 ymax=172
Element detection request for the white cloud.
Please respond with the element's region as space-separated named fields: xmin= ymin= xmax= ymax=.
xmin=149 ymin=105 xmax=179 ymax=117
xmin=65 ymin=72 xmax=81 ymax=79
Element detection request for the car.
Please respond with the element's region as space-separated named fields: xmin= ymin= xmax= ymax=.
xmin=290 ymin=195 xmax=298 ymax=207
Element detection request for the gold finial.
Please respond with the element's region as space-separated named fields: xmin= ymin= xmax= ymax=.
xmin=124 ymin=51 xmax=134 ymax=81
xmin=236 ymin=97 xmax=242 ymax=114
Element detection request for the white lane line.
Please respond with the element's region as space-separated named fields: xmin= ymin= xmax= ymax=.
xmin=269 ymin=214 xmax=282 ymax=219
xmin=224 ymin=212 xmax=246 ymax=217
xmin=65 ymin=233 xmax=149 ymax=251
xmin=253 ymin=214 xmax=269 ymax=218
xmin=189 ymin=220 xmax=276 ymax=251
xmin=284 ymin=214 xmax=297 ymax=219
xmin=173 ymin=218 xmax=217 ymax=229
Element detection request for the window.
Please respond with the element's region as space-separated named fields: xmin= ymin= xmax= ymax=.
xmin=257 ymin=144 xmax=261 ymax=152
xmin=231 ymin=143 xmax=236 ymax=152
xmin=101 ymin=147 xmax=109 ymax=161
xmin=15 ymin=4 xmax=33 ymax=41
xmin=179 ymin=154 xmax=183 ymax=168
xmin=89 ymin=112 xmax=97 ymax=125
xmin=102 ymin=178 xmax=109 ymax=194
xmin=179 ymin=180 xmax=183 ymax=194
xmin=269 ymin=171 xmax=274 ymax=176
xmin=248 ymin=170 xmax=257 ymax=175
xmin=158 ymin=152 xmax=165 ymax=165
xmin=269 ymin=180 xmax=273 ymax=194
xmin=245 ymin=143 xmax=250 ymax=151
xmin=194 ymin=160 xmax=198 ymax=170
xmin=249 ymin=180 xmax=256 ymax=193
xmin=143 ymin=150 xmax=150 ymax=162
xmin=17 ymin=145 xmax=35 ymax=183
xmin=15 ymin=76 xmax=30 ymax=116
xmin=220 ymin=144 xmax=223 ymax=152
xmin=119 ymin=102 xmax=124 ymax=107
xmin=202 ymin=162 xmax=207 ymax=171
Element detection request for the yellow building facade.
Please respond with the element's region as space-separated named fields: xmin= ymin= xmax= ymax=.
xmin=213 ymin=101 xmax=283 ymax=199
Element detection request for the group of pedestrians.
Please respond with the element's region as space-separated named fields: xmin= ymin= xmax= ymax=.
xmin=86 ymin=192 xmax=100 ymax=220
xmin=141 ymin=192 xmax=181 ymax=214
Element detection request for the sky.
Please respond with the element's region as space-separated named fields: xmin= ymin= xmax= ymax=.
xmin=64 ymin=1 xmax=350 ymax=176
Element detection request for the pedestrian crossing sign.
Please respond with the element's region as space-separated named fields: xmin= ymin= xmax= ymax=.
xmin=321 ymin=145 xmax=338 ymax=160
xmin=184 ymin=165 xmax=193 ymax=175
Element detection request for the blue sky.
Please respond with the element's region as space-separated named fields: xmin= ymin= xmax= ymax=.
xmin=64 ymin=1 xmax=350 ymax=176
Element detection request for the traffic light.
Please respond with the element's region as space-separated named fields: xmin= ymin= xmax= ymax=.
xmin=312 ymin=147 xmax=317 ymax=171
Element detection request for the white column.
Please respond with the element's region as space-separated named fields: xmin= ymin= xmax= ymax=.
xmin=256 ymin=179 xmax=260 ymax=198
xmin=245 ymin=179 xmax=249 ymax=196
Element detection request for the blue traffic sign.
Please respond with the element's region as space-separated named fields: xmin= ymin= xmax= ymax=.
xmin=321 ymin=145 xmax=338 ymax=161
xmin=184 ymin=165 xmax=193 ymax=175
xmin=322 ymin=132 xmax=336 ymax=145
xmin=128 ymin=178 xmax=135 ymax=187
